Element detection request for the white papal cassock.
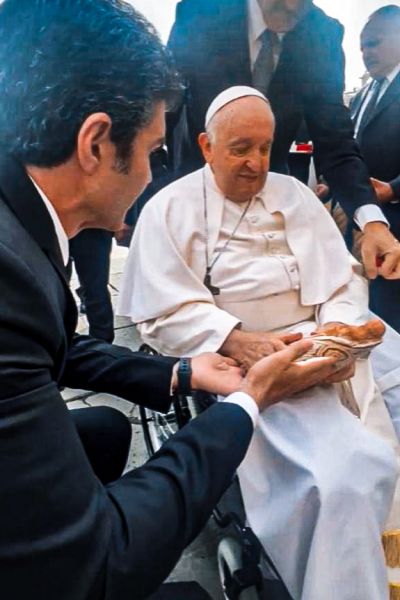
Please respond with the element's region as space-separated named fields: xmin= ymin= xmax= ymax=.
xmin=118 ymin=166 xmax=400 ymax=599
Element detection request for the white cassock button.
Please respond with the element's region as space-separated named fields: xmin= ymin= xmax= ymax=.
xmin=294 ymin=284 xmax=300 ymax=290
xmin=249 ymin=215 xmax=259 ymax=224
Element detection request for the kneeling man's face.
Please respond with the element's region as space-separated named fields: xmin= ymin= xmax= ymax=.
xmin=199 ymin=97 xmax=275 ymax=204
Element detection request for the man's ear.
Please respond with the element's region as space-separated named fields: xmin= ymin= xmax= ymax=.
xmin=198 ymin=132 xmax=213 ymax=163
xmin=76 ymin=113 xmax=113 ymax=175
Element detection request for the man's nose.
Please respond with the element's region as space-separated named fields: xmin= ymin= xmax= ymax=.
xmin=246 ymin=152 xmax=269 ymax=171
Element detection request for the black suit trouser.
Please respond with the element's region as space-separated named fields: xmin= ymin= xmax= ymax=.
xmin=69 ymin=229 xmax=114 ymax=343
xmin=71 ymin=407 xmax=213 ymax=599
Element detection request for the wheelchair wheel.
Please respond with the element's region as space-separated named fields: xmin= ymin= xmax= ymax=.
xmin=218 ymin=537 xmax=262 ymax=600
xmin=140 ymin=395 xmax=197 ymax=456
xmin=139 ymin=405 xmax=179 ymax=456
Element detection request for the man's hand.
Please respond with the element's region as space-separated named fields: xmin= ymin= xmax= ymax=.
xmin=219 ymin=328 xmax=303 ymax=371
xmin=241 ymin=340 xmax=351 ymax=411
xmin=189 ymin=353 xmax=243 ymax=397
xmin=361 ymin=222 xmax=400 ymax=280
xmin=370 ymin=177 xmax=395 ymax=204
xmin=315 ymin=182 xmax=330 ymax=201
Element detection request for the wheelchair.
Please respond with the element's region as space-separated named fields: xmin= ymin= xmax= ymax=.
xmin=138 ymin=345 xmax=293 ymax=600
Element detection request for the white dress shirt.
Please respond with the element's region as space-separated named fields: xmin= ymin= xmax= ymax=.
xmin=247 ymin=0 xmax=284 ymax=68
xmin=29 ymin=175 xmax=69 ymax=266
xmin=354 ymin=62 xmax=400 ymax=137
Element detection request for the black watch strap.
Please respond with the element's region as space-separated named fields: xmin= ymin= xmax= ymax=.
xmin=176 ymin=357 xmax=192 ymax=395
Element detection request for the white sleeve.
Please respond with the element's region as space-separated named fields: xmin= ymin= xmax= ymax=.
xmin=316 ymin=260 xmax=369 ymax=326
xmin=354 ymin=205 xmax=389 ymax=230
xmin=137 ymin=303 xmax=240 ymax=356
xmin=223 ymin=392 xmax=259 ymax=428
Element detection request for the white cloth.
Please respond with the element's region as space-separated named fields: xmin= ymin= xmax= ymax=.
xmin=372 ymin=315 xmax=400 ymax=442
xmin=223 ymin=392 xmax=259 ymax=428
xmin=118 ymin=167 xmax=399 ymax=599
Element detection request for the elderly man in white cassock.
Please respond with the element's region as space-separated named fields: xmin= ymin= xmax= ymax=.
xmin=118 ymin=86 xmax=400 ymax=599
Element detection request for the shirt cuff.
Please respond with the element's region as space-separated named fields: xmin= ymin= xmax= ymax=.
xmin=354 ymin=204 xmax=389 ymax=231
xmin=223 ymin=391 xmax=259 ymax=428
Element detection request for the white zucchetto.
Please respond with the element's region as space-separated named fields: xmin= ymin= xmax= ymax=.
xmin=205 ymin=85 xmax=269 ymax=128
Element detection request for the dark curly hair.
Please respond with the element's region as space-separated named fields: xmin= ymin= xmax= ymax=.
xmin=0 ymin=0 xmax=181 ymax=169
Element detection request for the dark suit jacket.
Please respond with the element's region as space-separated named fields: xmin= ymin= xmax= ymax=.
xmin=167 ymin=0 xmax=377 ymax=218
xmin=350 ymin=73 xmax=400 ymax=239
xmin=0 ymin=154 xmax=253 ymax=600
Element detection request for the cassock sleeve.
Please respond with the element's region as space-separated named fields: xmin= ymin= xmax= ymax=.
xmin=316 ymin=260 xmax=370 ymax=327
xmin=117 ymin=196 xmax=240 ymax=357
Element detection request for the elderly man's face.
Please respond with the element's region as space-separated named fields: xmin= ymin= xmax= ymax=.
xmin=361 ymin=18 xmax=400 ymax=80
xmin=257 ymin=0 xmax=310 ymax=31
xmin=199 ymin=97 xmax=275 ymax=203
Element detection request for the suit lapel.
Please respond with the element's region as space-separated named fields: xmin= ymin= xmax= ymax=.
xmin=372 ymin=73 xmax=400 ymax=121
xmin=360 ymin=73 xmax=400 ymax=133
xmin=350 ymin=84 xmax=370 ymax=121
xmin=0 ymin=154 xmax=77 ymax=342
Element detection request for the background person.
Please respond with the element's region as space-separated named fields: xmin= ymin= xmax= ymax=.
xmin=350 ymin=5 xmax=400 ymax=332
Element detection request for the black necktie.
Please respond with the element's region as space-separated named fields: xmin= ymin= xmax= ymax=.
xmin=252 ymin=29 xmax=281 ymax=96
xmin=356 ymin=78 xmax=385 ymax=137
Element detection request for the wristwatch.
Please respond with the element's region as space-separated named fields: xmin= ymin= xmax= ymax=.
xmin=176 ymin=357 xmax=192 ymax=395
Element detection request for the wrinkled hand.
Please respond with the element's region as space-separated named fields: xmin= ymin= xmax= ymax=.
xmin=219 ymin=329 xmax=303 ymax=371
xmin=241 ymin=339 xmax=345 ymax=411
xmin=370 ymin=178 xmax=395 ymax=204
xmin=361 ymin=222 xmax=400 ymax=280
xmin=189 ymin=353 xmax=243 ymax=397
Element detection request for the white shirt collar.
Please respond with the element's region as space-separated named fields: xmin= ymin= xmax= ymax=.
xmin=28 ymin=175 xmax=69 ymax=266
xmin=247 ymin=0 xmax=266 ymax=46
xmin=247 ymin=0 xmax=285 ymax=66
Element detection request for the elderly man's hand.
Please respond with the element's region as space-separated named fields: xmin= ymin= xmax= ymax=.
xmin=219 ymin=328 xmax=303 ymax=371
xmin=241 ymin=340 xmax=345 ymax=411
xmin=361 ymin=222 xmax=400 ymax=280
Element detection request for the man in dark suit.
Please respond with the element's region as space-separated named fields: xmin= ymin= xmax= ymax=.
xmin=0 ymin=1 xmax=338 ymax=599
xmin=167 ymin=0 xmax=400 ymax=282
xmin=350 ymin=5 xmax=400 ymax=332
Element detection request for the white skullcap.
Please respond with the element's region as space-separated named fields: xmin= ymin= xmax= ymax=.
xmin=205 ymin=86 xmax=269 ymax=128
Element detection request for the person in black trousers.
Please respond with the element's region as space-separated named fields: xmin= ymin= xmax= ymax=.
xmin=70 ymin=228 xmax=115 ymax=342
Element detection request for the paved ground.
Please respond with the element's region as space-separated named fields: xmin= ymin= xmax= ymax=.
xmin=63 ymin=242 xmax=225 ymax=600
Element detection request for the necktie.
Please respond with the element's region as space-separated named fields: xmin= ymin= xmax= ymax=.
xmin=356 ymin=78 xmax=385 ymax=138
xmin=252 ymin=29 xmax=281 ymax=96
